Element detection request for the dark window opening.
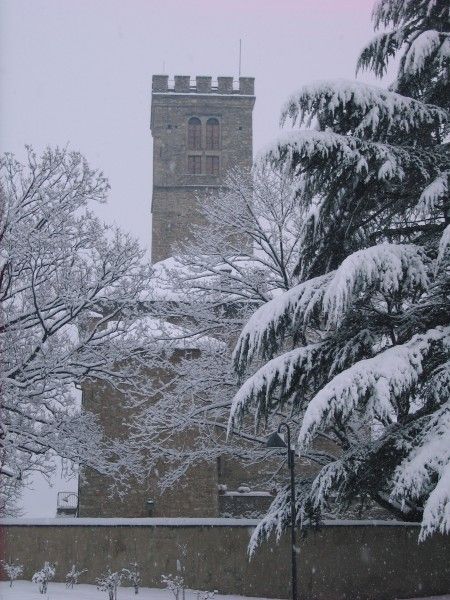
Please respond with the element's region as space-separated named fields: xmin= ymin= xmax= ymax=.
xmin=206 ymin=118 xmax=220 ymax=150
xmin=188 ymin=155 xmax=202 ymax=174
xmin=206 ymin=155 xmax=219 ymax=176
xmin=188 ymin=117 xmax=202 ymax=150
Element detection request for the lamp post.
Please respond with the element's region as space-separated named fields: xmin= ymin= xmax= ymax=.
xmin=266 ymin=423 xmax=298 ymax=600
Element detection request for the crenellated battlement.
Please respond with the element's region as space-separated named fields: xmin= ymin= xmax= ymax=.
xmin=152 ymin=75 xmax=254 ymax=95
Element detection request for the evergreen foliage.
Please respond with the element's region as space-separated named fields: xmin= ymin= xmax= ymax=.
xmin=229 ymin=0 xmax=450 ymax=548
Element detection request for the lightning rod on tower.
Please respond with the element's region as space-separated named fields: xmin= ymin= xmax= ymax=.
xmin=239 ymin=39 xmax=242 ymax=77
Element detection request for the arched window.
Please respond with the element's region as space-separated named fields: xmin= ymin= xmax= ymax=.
xmin=206 ymin=118 xmax=220 ymax=150
xmin=188 ymin=117 xmax=202 ymax=150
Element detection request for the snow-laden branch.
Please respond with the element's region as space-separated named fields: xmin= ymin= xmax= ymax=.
xmin=298 ymin=327 xmax=450 ymax=450
xmin=437 ymin=224 xmax=450 ymax=269
xmin=417 ymin=171 xmax=449 ymax=215
xmin=323 ymin=243 xmax=429 ymax=328
xmin=228 ymin=343 xmax=325 ymax=431
xmin=358 ymin=0 xmax=450 ymax=102
xmin=391 ymin=395 xmax=450 ymax=539
xmin=403 ymin=30 xmax=449 ymax=76
xmin=233 ymin=243 xmax=430 ymax=372
xmin=281 ymin=79 xmax=447 ymax=140
xmin=419 ymin=463 xmax=450 ymax=540
xmin=259 ymin=130 xmax=414 ymax=183
xmin=232 ymin=273 xmax=332 ymax=372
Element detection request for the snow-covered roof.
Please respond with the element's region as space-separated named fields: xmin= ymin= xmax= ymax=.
xmin=0 ymin=517 xmax=260 ymax=527
xmin=143 ymin=256 xmax=240 ymax=302
xmin=143 ymin=255 xmax=281 ymax=303
xmin=223 ymin=491 xmax=272 ymax=497
xmin=114 ymin=315 xmax=225 ymax=352
xmin=142 ymin=257 xmax=193 ymax=302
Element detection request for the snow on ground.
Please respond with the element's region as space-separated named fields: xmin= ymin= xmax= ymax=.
xmin=0 ymin=581 xmax=278 ymax=600
xmin=1 ymin=582 xmax=449 ymax=600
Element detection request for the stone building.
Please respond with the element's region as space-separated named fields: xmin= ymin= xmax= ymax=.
xmin=77 ymin=75 xmax=273 ymax=519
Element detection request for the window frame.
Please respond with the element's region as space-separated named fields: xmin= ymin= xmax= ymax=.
xmin=188 ymin=154 xmax=202 ymax=174
xmin=187 ymin=117 xmax=202 ymax=150
xmin=205 ymin=154 xmax=220 ymax=176
xmin=206 ymin=118 xmax=220 ymax=151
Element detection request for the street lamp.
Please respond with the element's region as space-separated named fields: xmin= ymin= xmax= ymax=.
xmin=266 ymin=423 xmax=298 ymax=600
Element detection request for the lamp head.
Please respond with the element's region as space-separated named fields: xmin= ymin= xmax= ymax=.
xmin=266 ymin=431 xmax=287 ymax=449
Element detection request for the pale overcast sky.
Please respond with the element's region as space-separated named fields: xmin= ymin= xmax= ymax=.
xmin=0 ymin=0 xmax=383 ymax=516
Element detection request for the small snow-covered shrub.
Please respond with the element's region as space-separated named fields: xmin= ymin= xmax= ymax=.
xmin=32 ymin=562 xmax=55 ymax=594
xmin=96 ymin=567 xmax=123 ymax=600
xmin=196 ymin=590 xmax=217 ymax=600
xmin=162 ymin=574 xmax=185 ymax=600
xmin=66 ymin=563 xmax=87 ymax=588
xmin=123 ymin=561 xmax=141 ymax=594
xmin=1 ymin=560 xmax=23 ymax=587
xmin=163 ymin=544 xmax=188 ymax=600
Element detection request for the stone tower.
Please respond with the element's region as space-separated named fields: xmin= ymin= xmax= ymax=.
xmin=150 ymin=75 xmax=255 ymax=264
xmin=77 ymin=75 xmax=271 ymax=520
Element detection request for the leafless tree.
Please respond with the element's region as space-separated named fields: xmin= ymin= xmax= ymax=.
xmin=126 ymin=164 xmax=315 ymax=490
xmin=0 ymin=147 xmax=165 ymax=513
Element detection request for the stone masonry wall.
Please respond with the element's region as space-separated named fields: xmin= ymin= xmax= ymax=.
xmin=1 ymin=519 xmax=449 ymax=600
xmin=79 ymin=352 xmax=219 ymax=518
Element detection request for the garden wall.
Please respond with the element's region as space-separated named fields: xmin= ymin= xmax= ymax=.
xmin=1 ymin=518 xmax=449 ymax=600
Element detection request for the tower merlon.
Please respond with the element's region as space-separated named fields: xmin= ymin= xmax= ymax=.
xmin=238 ymin=77 xmax=254 ymax=95
xmin=151 ymin=74 xmax=255 ymax=96
xmin=174 ymin=75 xmax=190 ymax=92
xmin=196 ymin=76 xmax=212 ymax=93
xmin=152 ymin=74 xmax=169 ymax=92
xmin=218 ymin=77 xmax=233 ymax=93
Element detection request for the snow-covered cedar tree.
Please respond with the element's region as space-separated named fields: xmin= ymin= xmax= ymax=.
xmin=122 ymin=561 xmax=141 ymax=594
xmin=96 ymin=568 xmax=123 ymax=600
xmin=65 ymin=564 xmax=87 ymax=588
xmin=228 ymin=0 xmax=450 ymax=550
xmin=0 ymin=146 xmax=164 ymax=514
xmin=32 ymin=562 xmax=55 ymax=594
xmin=1 ymin=560 xmax=23 ymax=587
xmin=126 ymin=163 xmax=306 ymax=490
